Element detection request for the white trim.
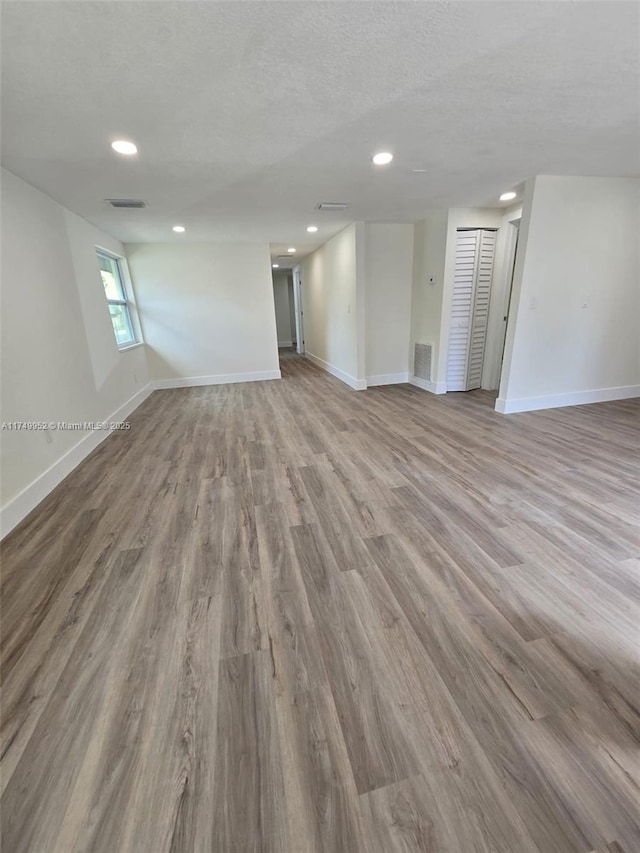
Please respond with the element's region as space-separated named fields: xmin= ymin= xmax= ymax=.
xmin=117 ymin=341 xmax=145 ymax=353
xmin=495 ymin=384 xmax=640 ymax=414
xmin=1 ymin=368 xmax=283 ymax=538
xmin=366 ymin=372 xmax=410 ymax=387
xmin=0 ymin=383 xmax=154 ymax=539
xmin=410 ymin=375 xmax=448 ymax=395
xmin=152 ymin=369 xmax=281 ymax=390
xmin=96 ymin=246 xmax=145 ymax=349
xmin=277 ymin=340 xmax=293 ymax=348
xmin=484 ymin=217 xmax=520 ymax=391
xmin=305 ymin=352 xmax=366 ymax=390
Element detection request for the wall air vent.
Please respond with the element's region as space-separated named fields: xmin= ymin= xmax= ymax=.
xmin=105 ymin=199 xmax=147 ymax=209
xmin=316 ymin=202 xmax=350 ymax=211
xmin=414 ymin=342 xmax=433 ymax=382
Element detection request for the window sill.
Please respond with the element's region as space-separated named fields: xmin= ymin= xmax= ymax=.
xmin=117 ymin=342 xmax=145 ymax=353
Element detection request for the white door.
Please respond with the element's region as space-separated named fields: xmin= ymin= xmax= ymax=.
xmin=497 ymin=219 xmax=520 ymax=379
xmin=292 ymin=266 xmax=304 ymax=354
xmin=446 ymin=229 xmax=497 ymax=391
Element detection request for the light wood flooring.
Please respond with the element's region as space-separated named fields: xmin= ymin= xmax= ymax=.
xmin=1 ymin=353 xmax=639 ymax=852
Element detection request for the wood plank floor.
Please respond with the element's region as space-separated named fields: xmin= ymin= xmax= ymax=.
xmin=2 ymin=352 xmax=639 ymax=852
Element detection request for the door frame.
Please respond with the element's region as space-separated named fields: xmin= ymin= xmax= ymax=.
xmin=485 ymin=217 xmax=521 ymax=390
xmin=446 ymin=228 xmax=498 ymax=392
xmin=292 ymin=265 xmax=304 ymax=355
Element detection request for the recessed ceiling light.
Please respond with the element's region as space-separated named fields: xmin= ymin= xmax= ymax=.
xmin=500 ymin=191 xmax=517 ymax=201
xmin=172 ymin=225 xmax=186 ymax=233
xmin=272 ymin=263 xmax=279 ymax=268
xmin=111 ymin=140 xmax=138 ymax=155
xmin=287 ymin=247 xmax=296 ymax=253
xmin=306 ymin=225 xmax=318 ymax=233
xmin=372 ymin=151 xmax=393 ymax=165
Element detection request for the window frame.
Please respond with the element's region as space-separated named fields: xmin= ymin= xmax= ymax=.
xmin=96 ymin=249 xmax=142 ymax=350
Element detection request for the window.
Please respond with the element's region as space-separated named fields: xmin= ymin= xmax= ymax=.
xmin=97 ymin=251 xmax=138 ymax=348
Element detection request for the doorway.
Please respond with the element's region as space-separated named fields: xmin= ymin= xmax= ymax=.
xmin=446 ymin=228 xmax=498 ymax=392
xmin=496 ymin=218 xmax=521 ymax=384
xmin=292 ymin=265 xmax=304 ymax=355
xmin=272 ymin=269 xmax=297 ymax=349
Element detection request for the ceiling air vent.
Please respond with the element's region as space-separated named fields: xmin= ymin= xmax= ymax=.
xmin=105 ymin=199 xmax=147 ymax=209
xmin=316 ymin=202 xmax=350 ymax=211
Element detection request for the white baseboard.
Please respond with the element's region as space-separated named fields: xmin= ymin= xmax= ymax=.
xmin=305 ymin=352 xmax=367 ymax=391
xmin=410 ymin=376 xmax=448 ymax=395
xmin=366 ymin=372 xmax=410 ymax=387
xmin=0 ymin=382 xmax=154 ymax=539
xmin=1 ymin=367 xmax=284 ymax=538
xmin=278 ymin=341 xmax=293 ymax=348
xmin=495 ymin=384 xmax=640 ymax=414
xmin=152 ymin=369 xmax=281 ymax=390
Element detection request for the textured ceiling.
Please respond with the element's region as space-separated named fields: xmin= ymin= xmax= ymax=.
xmin=2 ymin=1 xmax=639 ymax=264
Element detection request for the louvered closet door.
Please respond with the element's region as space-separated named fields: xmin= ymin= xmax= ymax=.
xmin=447 ymin=231 xmax=480 ymax=391
xmin=446 ymin=229 xmax=496 ymax=392
xmin=466 ymin=229 xmax=496 ymax=390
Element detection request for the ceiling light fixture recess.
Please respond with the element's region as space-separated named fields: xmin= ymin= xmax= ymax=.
xmin=111 ymin=140 xmax=138 ymax=155
xmin=287 ymin=247 xmax=296 ymax=253
xmin=372 ymin=151 xmax=393 ymax=165
xmin=172 ymin=225 xmax=186 ymax=233
xmin=500 ymin=191 xmax=517 ymax=201
xmin=306 ymin=225 xmax=318 ymax=233
xmin=272 ymin=264 xmax=279 ymax=268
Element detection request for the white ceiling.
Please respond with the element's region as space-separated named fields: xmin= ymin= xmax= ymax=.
xmin=2 ymin=1 xmax=639 ymax=265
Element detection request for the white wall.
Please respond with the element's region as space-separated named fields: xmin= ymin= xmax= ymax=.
xmin=498 ymin=176 xmax=640 ymax=412
xmin=1 ymin=169 xmax=150 ymax=533
xmin=126 ymin=243 xmax=280 ymax=385
xmin=300 ymin=223 xmax=365 ymax=389
xmin=364 ymin=223 xmax=414 ymax=385
xmin=272 ymin=271 xmax=295 ymax=346
xmin=410 ymin=211 xmax=449 ymax=391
